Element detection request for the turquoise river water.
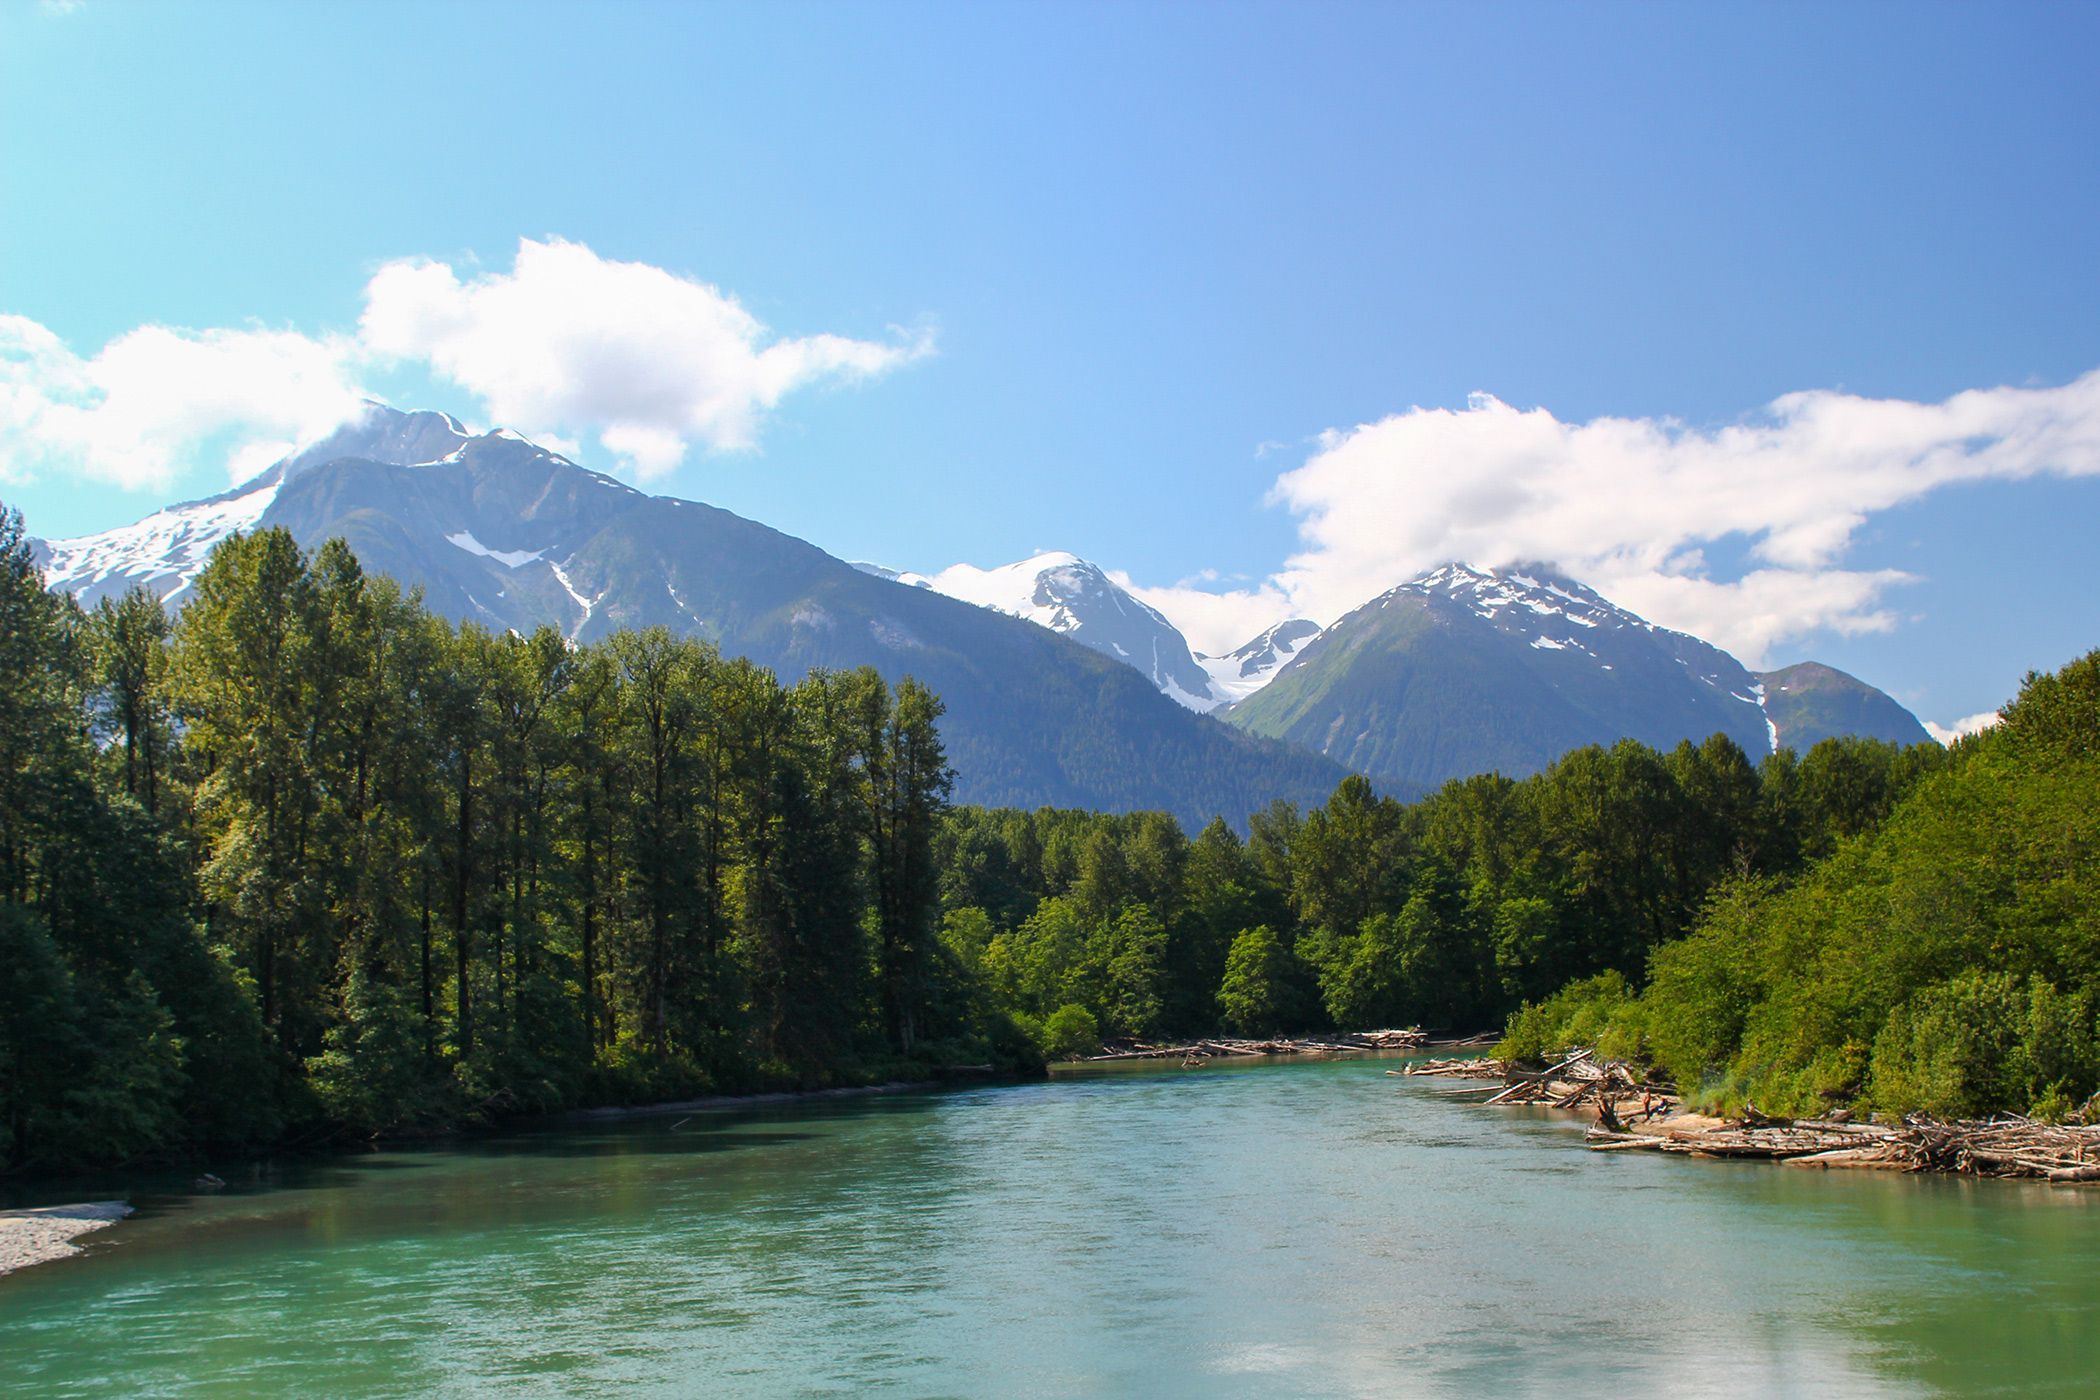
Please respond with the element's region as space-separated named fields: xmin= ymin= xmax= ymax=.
xmin=3 ymin=1054 xmax=2097 ymax=1396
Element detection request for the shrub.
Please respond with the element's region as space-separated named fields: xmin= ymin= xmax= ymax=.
xmin=1041 ymin=1003 xmax=1101 ymax=1060
xmin=1496 ymin=971 xmax=1639 ymax=1065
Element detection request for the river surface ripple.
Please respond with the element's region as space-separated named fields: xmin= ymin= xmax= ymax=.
xmin=3 ymin=1054 xmax=2096 ymax=1397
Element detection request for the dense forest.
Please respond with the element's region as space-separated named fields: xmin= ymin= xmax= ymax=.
xmin=6 ymin=501 xmax=2083 ymax=1172
xmin=1 ymin=507 xmax=1024 ymax=1172
xmin=1498 ymin=650 xmax=2100 ymax=1121
xmin=932 ymin=711 xmax=1947 ymax=1055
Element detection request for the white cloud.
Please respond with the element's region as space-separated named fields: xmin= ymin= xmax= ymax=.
xmin=1110 ymin=570 xmax=1299 ymax=657
xmin=1135 ymin=372 xmax=2100 ymax=666
xmin=0 ymin=314 xmax=366 ymax=492
xmin=2 ymin=237 xmax=926 ymax=496
xmin=359 ymin=237 xmax=930 ymax=480
xmin=1924 ymin=710 xmax=2003 ymax=747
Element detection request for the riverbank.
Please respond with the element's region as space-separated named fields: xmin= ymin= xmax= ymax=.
xmin=562 ymin=1078 xmax=945 ymax=1122
xmin=1079 ymin=1028 xmax=1454 ymax=1064
xmin=1409 ymin=1051 xmax=2100 ymax=1184
xmin=0 ymin=1203 xmax=133 ymax=1278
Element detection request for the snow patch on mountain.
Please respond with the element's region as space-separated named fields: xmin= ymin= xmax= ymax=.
xmin=1197 ymin=618 xmax=1323 ymax=706
xmin=919 ymin=552 xmax=1102 ymax=634
xmin=1750 ymin=681 xmax=1779 ymax=754
xmin=546 ymin=559 xmax=599 ymax=639
xmin=38 ymin=476 xmax=280 ymax=605
xmin=446 ymin=531 xmax=545 ymax=569
xmin=36 ymin=403 xmax=481 ymax=608
xmin=1398 ymin=562 xmax=1645 ymax=655
xmin=850 ymin=561 xmax=933 ymax=590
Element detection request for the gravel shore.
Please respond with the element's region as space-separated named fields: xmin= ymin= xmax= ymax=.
xmin=0 ymin=1202 xmax=133 ymax=1278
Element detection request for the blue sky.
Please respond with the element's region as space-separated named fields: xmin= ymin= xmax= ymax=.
xmin=3 ymin=0 xmax=2097 ymax=732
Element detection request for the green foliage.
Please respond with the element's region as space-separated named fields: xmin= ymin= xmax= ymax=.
xmin=1867 ymin=972 xmax=2097 ymax=1120
xmin=1040 ymin=1004 xmax=1101 ymax=1060
xmin=1497 ymin=972 xmax=1641 ymax=1065
xmin=1090 ymin=905 xmax=1171 ymax=1038
xmin=1217 ymin=926 xmax=1306 ymax=1034
xmin=1502 ymin=650 xmax=2100 ymax=1121
xmin=0 ymin=511 xmax=1010 ymax=1172
xmin=309 ymin=967 xmax=454 ymax=1134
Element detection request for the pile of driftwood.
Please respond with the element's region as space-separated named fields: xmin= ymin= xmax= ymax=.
xmin=1477 ymin=1050 xmax=1675 ymax=1128
xmin=1398 ymin=1048 xmax=1674 ymax=1127
xmin=1396 ymin=1042 xmax=2100 ymax=1185
xmin=1401 ymin=1056 xmax=1509 ymax=1079
xmin=1086 ymin=1028 xmax=1427 ymax=1062
xmin=1594 ymin=1111 xmax=2100 ymax=1183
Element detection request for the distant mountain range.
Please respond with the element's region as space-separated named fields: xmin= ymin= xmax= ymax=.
xmin=31 ymin=405 xmax=1347 ymax=829
xmin=867 ymin=553 xmax=1323 ymax=713
xmin=29 ymin=402 xmax=1934 ymax=813
xmin=884 ymin=551 xmax=1931 ymax=780
xmin=853 ymin=552 xmax=1224 ymax=710
xmin=1222 ymin=562 xmax=1932 ymax=789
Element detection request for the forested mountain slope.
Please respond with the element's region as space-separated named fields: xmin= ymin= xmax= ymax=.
xmin=1755 ymin=660 xmax=1937 ymax=750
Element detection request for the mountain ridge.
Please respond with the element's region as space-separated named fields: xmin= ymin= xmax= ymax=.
xmin=1222 ymin=561 xmax=1903 ymax=790
xmin=28 ymin=405 xmax=1350 ymax=828
xmin=28 ymin=404 xmax=1938 ymax=813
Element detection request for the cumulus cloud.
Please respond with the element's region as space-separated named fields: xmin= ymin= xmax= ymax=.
xmin=1 ymin=237 xmax=926 ymax=495
xmin=1923 ymin=710 xmax=2003 ymax=747
xmin=359 ymin=238 xmax=930 ymax=480
xmin=1137 ymin=372 xmax=2100 ymax=666
xmin=0 ymin=314 xmax=366 ymax=491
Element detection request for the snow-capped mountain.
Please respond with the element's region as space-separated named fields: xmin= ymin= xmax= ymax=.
xmin=1197 ymin=618 xmax=1323 ymax=707
xmin=26 ymin=404 xmax=1345 ymax=828
xmin=36 ymin=405 xmax=474 ymax=608
xmin=890 ymin=552 xmax=1223 ymax=711
xmin=25 ymin=407 xmax=1929 ymax=813
xmin=1225 ymin=561 xmax=1899 ymax=791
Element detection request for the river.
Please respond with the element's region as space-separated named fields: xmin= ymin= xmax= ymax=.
xmin=2 ymin=1054 xmax=2096 ymax=1396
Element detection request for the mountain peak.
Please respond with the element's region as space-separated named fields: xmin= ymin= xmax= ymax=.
xmin=910 ymin=551 xmax=1220 ymax=710
xmin=1755 ymin=660 xmax=1935 ymax=750
xmin=34 ymin=406 xmax=581 ymax=607
xmin=1231 ymin=560 xmax=1780 ymax=788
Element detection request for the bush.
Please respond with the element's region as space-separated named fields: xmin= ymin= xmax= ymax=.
xmin=1496 ymin=971 xmax=1640 ymax=1065
xmin=1041 ymin=1003 xmax=1101 ymax=1060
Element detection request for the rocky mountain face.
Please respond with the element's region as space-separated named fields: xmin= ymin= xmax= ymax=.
xmin=1755 ymin=661 xmax=1935 ymax=750
xmin=30 ymin=405 xmax=1347 ymax=828
xmin=1224 ymin=562 xmax=1869 ymax=791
